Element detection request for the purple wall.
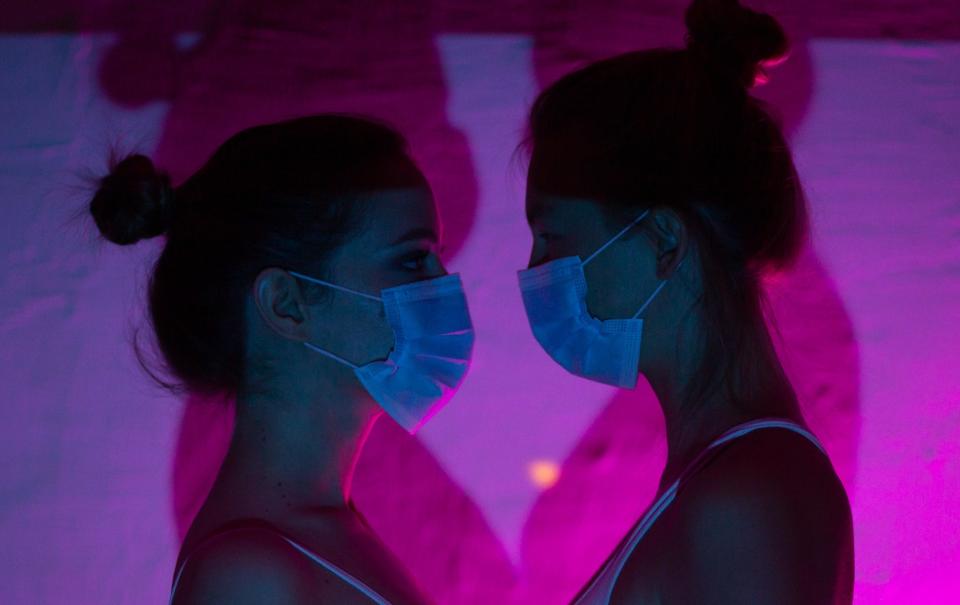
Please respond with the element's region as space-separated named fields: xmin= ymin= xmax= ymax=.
xmin=1 ymin=2 xmax=958 ymax=603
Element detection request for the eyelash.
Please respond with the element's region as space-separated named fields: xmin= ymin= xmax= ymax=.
xmin=401 ymin=245 xmax=445 ymax=270
xmin=402 ymin=252 xmax=428 ymax=269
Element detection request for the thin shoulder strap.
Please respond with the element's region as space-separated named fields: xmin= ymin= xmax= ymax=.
xmin=666 ymin=417 xmax=828 ymax=520
xmin=706 ymin=418 xmax=826 ymax=456
xmin=169 ymin=519 xmax=392 ymax=605
xmin=572 ymin=417 xmax=828 ymax=604
xmin=277 ymin=535 xmax=392 ymax=605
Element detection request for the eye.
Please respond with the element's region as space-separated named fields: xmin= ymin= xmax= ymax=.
xmin=400 ymin=249 xmax=432 ymax=271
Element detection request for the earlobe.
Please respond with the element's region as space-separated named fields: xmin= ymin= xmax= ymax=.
xmin=653 ymin=210 xmax=688 ymax=280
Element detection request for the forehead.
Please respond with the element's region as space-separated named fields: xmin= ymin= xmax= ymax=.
xmin=526 ymin=134 xmax=606 ymax=204
xmin=525 ymin=188 xmax=606 ymax=226
xmin=358 ymin=187 xmax=439 ymax=239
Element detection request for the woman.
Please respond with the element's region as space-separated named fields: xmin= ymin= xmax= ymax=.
xmin=516 ymin=1 xmax=854 ymax=603
xmin=89 ymin=115 xmax=474 ymax=604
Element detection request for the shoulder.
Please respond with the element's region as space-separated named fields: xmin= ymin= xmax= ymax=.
xmin=670 ymin=427 xmax=854 ymax=604
xmin=171 ymin=526 xmax=313 ymax=605
xmin=696 ymin=424 xmax=848 ymax=509
xmin=171 ymin=525 xmax=377 ymax=605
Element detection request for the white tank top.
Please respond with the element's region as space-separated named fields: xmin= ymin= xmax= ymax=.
xmin=571 ymin=418 xmax=827 ymax=605
xmin=169 ymin=521 xmax=393 ymax=605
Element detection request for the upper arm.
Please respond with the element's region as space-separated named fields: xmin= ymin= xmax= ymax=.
xmin=671 ymin=432 xmax=854 ymax=605
xmin=171 ymin=529 xmax=313 ymax=605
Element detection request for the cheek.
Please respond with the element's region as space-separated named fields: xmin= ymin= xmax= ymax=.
xmin=583 ymin=249 xmax=656 ymax=320
xmin=315 ymin=297 xmax=394 ymax=362
xmin=347 ymin=305 xmax=394 ymax=362
xmin=583 ymin=262 xmax=625 ymax=320
xmin=363 ymin=309 xmax=396 ymax=360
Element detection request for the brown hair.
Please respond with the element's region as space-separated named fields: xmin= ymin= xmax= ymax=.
xmin=90 ymin=115 xmax=426 ymax=396
xmin=525 ymin=0 xmax=806 ymax=414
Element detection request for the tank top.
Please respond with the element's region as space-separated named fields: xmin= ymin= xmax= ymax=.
xmin=169 ymin=519 xmax=393 ymax=605
xmin=571 ymin=418 xmax=828 ymax=605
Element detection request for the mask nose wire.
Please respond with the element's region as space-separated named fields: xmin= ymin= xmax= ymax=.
xmin=582 ymin=209 xmax=651 ymax=266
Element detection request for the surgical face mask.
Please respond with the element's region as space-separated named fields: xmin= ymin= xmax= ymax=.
xmin=287 ymin=271 xmax=475 ymax=434
xmin=517 ymin=209 xmax=674 ymax=389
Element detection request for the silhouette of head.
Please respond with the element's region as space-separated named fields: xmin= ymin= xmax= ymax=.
xmin=90 ymin=115 xmax=445 ymax=400
xmin=523 ymin=0 xmax=806 ymax=412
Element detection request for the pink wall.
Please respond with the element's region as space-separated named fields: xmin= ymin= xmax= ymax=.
xmin=1 ymin=3 xmax=957 ymax=603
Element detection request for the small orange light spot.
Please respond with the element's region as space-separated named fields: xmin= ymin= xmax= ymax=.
xmin=528 ymin=459 xmax=560 ymax=489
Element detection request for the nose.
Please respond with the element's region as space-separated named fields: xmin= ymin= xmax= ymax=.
xmin=435 ymin=257 xmax=450 ymax=277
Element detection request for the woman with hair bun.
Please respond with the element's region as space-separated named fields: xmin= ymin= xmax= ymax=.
xmin=516 ymin=1 xmax=854 ymax=602
xmin=90 ymin=115 xmax=475 ymax=604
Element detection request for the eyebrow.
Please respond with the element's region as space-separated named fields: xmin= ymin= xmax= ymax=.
xmin=390 ymin=227 xmax=438 ymax=246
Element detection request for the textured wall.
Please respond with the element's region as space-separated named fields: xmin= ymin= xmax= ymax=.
xmin=1 ymin=2 xmax=958 ymax=603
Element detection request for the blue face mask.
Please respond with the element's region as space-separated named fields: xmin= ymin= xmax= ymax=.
xmin=517 ymin=209 xmax=674 ymax=389
xmin=287 ymin=271 xmax=475 ymax=434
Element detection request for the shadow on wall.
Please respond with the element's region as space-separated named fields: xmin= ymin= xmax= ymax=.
xmin=94 ymin=1 xmax=479 ymax=263
xmin=20 ymin=0 xmax=858 ymax=603
xmin=514 ymin=7 xmax=861 ymax=603
xmin=516 ymin=247 xmax=861 ymax=603
xmin=124 ymin=3 xmax=499 ymax=604
xmin=170 ymin=396 xmax=518 ymax=604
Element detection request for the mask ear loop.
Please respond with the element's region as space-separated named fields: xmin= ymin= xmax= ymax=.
xmin=287 ymin=270 xmax=383 ymax=369
xmin=287 ymin=270 xmax=383 ymax=302
xmin=632 ymin=280 xmax=668 ymax=319
xmin=302 ymin=341 xmax=360 ymax=369
xmin=583 ymin=209 xmax=652 ymax=266
xmin=632 ymin=256 xmax=686 ymax=319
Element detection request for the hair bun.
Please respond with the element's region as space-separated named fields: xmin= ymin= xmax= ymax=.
xmin=90 ymin=154 xmax=174 ymax=245
xmin=684 ymin=0 xmax=789 ymax=88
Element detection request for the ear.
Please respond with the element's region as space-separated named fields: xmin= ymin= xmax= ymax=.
xmin=650 ymin=208 xmax=689 ymax=280
xmin=252 ymin=268 xmax=312 ymax=341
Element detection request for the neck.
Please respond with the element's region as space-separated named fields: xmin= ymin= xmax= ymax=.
xmin=213 ymin=380 xmax=383 ymax=519
xmin=644 ymin=316 xmax=801 ymax=493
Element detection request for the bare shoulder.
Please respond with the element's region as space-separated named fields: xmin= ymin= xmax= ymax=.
xmin=668 ymin=427 xmax=854 ymax=604
xmin=171 ymin=526 xmax=373 ymax=605
xmin=696 ymin=425 xmax=851 ymax=514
